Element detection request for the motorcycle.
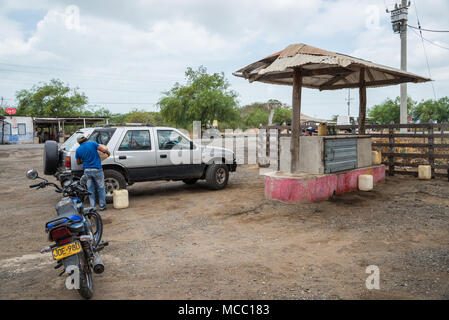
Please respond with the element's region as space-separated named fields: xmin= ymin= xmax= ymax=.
xmin=26 ymin=169 xmax=108 ymax=299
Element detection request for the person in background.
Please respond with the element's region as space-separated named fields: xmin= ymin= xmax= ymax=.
xmin=75 ymin=135 xmax=110 ymax=211
xmin=304 ymin=127 xmax=315 ymax=136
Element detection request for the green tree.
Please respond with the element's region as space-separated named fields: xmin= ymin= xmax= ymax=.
xmin=272 ymin=107 xmax=292 ymax=125
xmin=158 ymin=66 xmax=240 ymax=128
xmin=240 ymin=102 xmax=269 ymax=128
xmin=412 ymin=97 xmax=449 ymax=123
xmin=15 ymin=79 xmax=88 ymax=116
xmin=368 ymin=97 xmax=416 ymax=124
xmin=124 ymin=109 xmax=165 ymax=125
xmin=245 ymin=108 xmax=269 ymax=128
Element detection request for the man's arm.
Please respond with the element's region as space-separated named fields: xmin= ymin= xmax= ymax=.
xmin=97 ymin=144 xmax=111 ymax=157
xmin=75 ymin=149 xmax=82 ymax=165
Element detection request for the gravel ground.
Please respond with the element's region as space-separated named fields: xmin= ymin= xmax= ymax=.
xmin=0 ymin=148 xmax=448 ymax=300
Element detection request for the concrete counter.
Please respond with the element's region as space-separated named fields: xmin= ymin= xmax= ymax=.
xmin=279 ymin=135 xmax=372 ymax=174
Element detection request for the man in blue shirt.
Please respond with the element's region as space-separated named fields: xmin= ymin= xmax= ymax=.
xmin=75 ymin=135 xmax=111 ymax=211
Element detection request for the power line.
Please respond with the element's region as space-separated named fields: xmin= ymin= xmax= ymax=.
xmin=407 ymin=24 xmax=449 ymax=33
xmin=409 ymin=27 xmax=449 ymax=51
xmin=0 ymin=77 xmax=166 ymax=95
xmin=90 ymin=102 xmax=157 ymax=105
xmin=411 ymin=0 xmax=437 ymax=99
xmin=0 ymin=67 xmax=183 ymax=84
xmin=0 ymin=62 xmax=182 ymax=80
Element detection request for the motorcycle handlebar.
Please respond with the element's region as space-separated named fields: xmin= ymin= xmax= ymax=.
xmin=29 ymin=182 xmax=42 ymax=188
xmin=29 ymin=181 xmax=62 ymax=192
xmin=30 ymin=173 xmax=89 ymax=196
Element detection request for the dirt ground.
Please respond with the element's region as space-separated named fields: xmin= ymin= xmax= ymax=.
xmin=0 ymin=147 xmax=448 ymax=300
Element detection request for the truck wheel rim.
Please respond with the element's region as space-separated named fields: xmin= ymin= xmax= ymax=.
xmin=216 ymin=168 xmax=226 ymax=184
xmin=104 ymin=178 xmax=120 ymax=197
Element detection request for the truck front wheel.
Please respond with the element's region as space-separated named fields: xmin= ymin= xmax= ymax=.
xmin=205 ymin=164 xmax=229 ymax=190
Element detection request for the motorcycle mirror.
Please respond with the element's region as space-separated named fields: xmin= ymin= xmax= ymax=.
xmin=26 ymin=169 xmax=39 ymax=180
xmin=80 ymin=175 xmax=88 ymax=186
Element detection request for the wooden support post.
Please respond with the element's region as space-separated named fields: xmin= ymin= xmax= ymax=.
xmin=290 ymin=68 xmax=303 ymax=173
xmin=428 ymin=119 xmax=435 ymax=179
xmin=358 ymin=68 xmax=367 ymax=135
xmin=388 ymin=121 xmax=395 ymax=176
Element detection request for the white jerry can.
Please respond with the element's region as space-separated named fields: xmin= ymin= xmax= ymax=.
xmin=113 ymin=189 xmax=129 ymax=209
xmin=358 ymin=174 xmax=374 ymax=191
xmin=418 ymin=165 xmax=432 ymax=180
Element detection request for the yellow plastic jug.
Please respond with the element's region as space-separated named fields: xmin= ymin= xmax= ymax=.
xmin=372 ymin=151 xmax=382 ymax=165
xmin=318 ymin=123 xmax=328 ymax=136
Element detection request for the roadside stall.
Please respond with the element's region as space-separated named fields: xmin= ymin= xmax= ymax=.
xmin=234 ymin=43 xmax=430 ymax=203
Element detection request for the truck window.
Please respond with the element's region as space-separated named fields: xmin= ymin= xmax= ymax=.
xmin=157 ymin=130 xmax=190 ymax=150
xmin=61 ymin=131 xmax=87 ymax=150
xmin=89 ymin=129 xmax=116 ymax=146
xmin=119 ymin=130 xmax=151 ymax=151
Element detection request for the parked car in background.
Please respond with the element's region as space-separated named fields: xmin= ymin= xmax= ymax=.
xmin=43 ymin=125 xmax=237 ymax=203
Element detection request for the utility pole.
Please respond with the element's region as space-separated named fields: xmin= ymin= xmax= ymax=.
xmin=346 ymin=89 xmax=354 ymax=116
xmin=388 ymin=1 xmax=410 ymax=131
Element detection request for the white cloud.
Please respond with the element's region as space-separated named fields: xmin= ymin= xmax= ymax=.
xmin=0 ymin=0 xmax=447 ymax=116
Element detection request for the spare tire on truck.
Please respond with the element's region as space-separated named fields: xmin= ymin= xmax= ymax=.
xmin=43 ymin=140 xmax=59 ymax=175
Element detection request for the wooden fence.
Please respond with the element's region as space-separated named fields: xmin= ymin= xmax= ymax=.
xmin=261 ymin=122 xmax=449 ymax=180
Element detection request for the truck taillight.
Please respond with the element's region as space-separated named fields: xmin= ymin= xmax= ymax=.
xmin=65 ymin=156 xmax=71 ymax=167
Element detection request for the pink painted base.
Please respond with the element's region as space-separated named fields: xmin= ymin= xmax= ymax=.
xmin=264 ymin=165 xmax=386 ymax=204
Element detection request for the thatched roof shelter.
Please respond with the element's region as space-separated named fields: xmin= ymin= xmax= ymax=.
xmin=234 ymin=43 xmax=431 ymax=173
xmin=234 ymin=43 xmax=429 ymax=90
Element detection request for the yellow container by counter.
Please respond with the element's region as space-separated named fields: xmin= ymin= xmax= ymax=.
xmin=372 ymin=151 xmax=382 ymax=165
xmin=113 ymin=189 xmax=129 ymax=209
xmin=318 ymin=123 xmax=328 ymax=136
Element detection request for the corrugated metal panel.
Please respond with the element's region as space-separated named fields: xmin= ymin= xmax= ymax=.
xmin=324 ymin=139 xmax=357 ymax=173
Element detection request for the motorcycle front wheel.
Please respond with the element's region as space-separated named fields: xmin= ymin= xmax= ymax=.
xmin=87 ymin=211 xmax=103 ymax=246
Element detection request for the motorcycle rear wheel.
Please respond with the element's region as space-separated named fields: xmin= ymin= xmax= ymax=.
xmin=77 ymin=253 xmax=94 ymax=299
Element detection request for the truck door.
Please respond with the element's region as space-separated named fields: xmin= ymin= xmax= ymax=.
xmin=114 ymin=129 xmax=158 ymax=182
xmin=155 ymin=129 xmax=204 ymax=178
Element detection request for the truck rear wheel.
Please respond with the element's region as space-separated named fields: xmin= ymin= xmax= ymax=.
xmin=205 ymin=164 xmax=229 ymax=190
xmin=43 ymin=140 xmax=59 ymax=175
xmin=103 ymin=169 xmax=127 ymax=203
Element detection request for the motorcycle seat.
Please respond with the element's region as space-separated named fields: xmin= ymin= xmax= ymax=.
xmin=46 ymin=198 xmax=83 ymax=230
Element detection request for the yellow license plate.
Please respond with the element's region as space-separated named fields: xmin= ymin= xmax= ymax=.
xmin=52 ymin=241 xmax=82 ymax=260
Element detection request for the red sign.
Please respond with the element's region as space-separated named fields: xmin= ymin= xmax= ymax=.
xmin=5 ymin=107 xmax=16 ymax=115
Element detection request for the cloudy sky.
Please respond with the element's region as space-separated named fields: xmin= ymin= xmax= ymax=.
xmin=0 ymin=0 xmax=448 ymax=119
